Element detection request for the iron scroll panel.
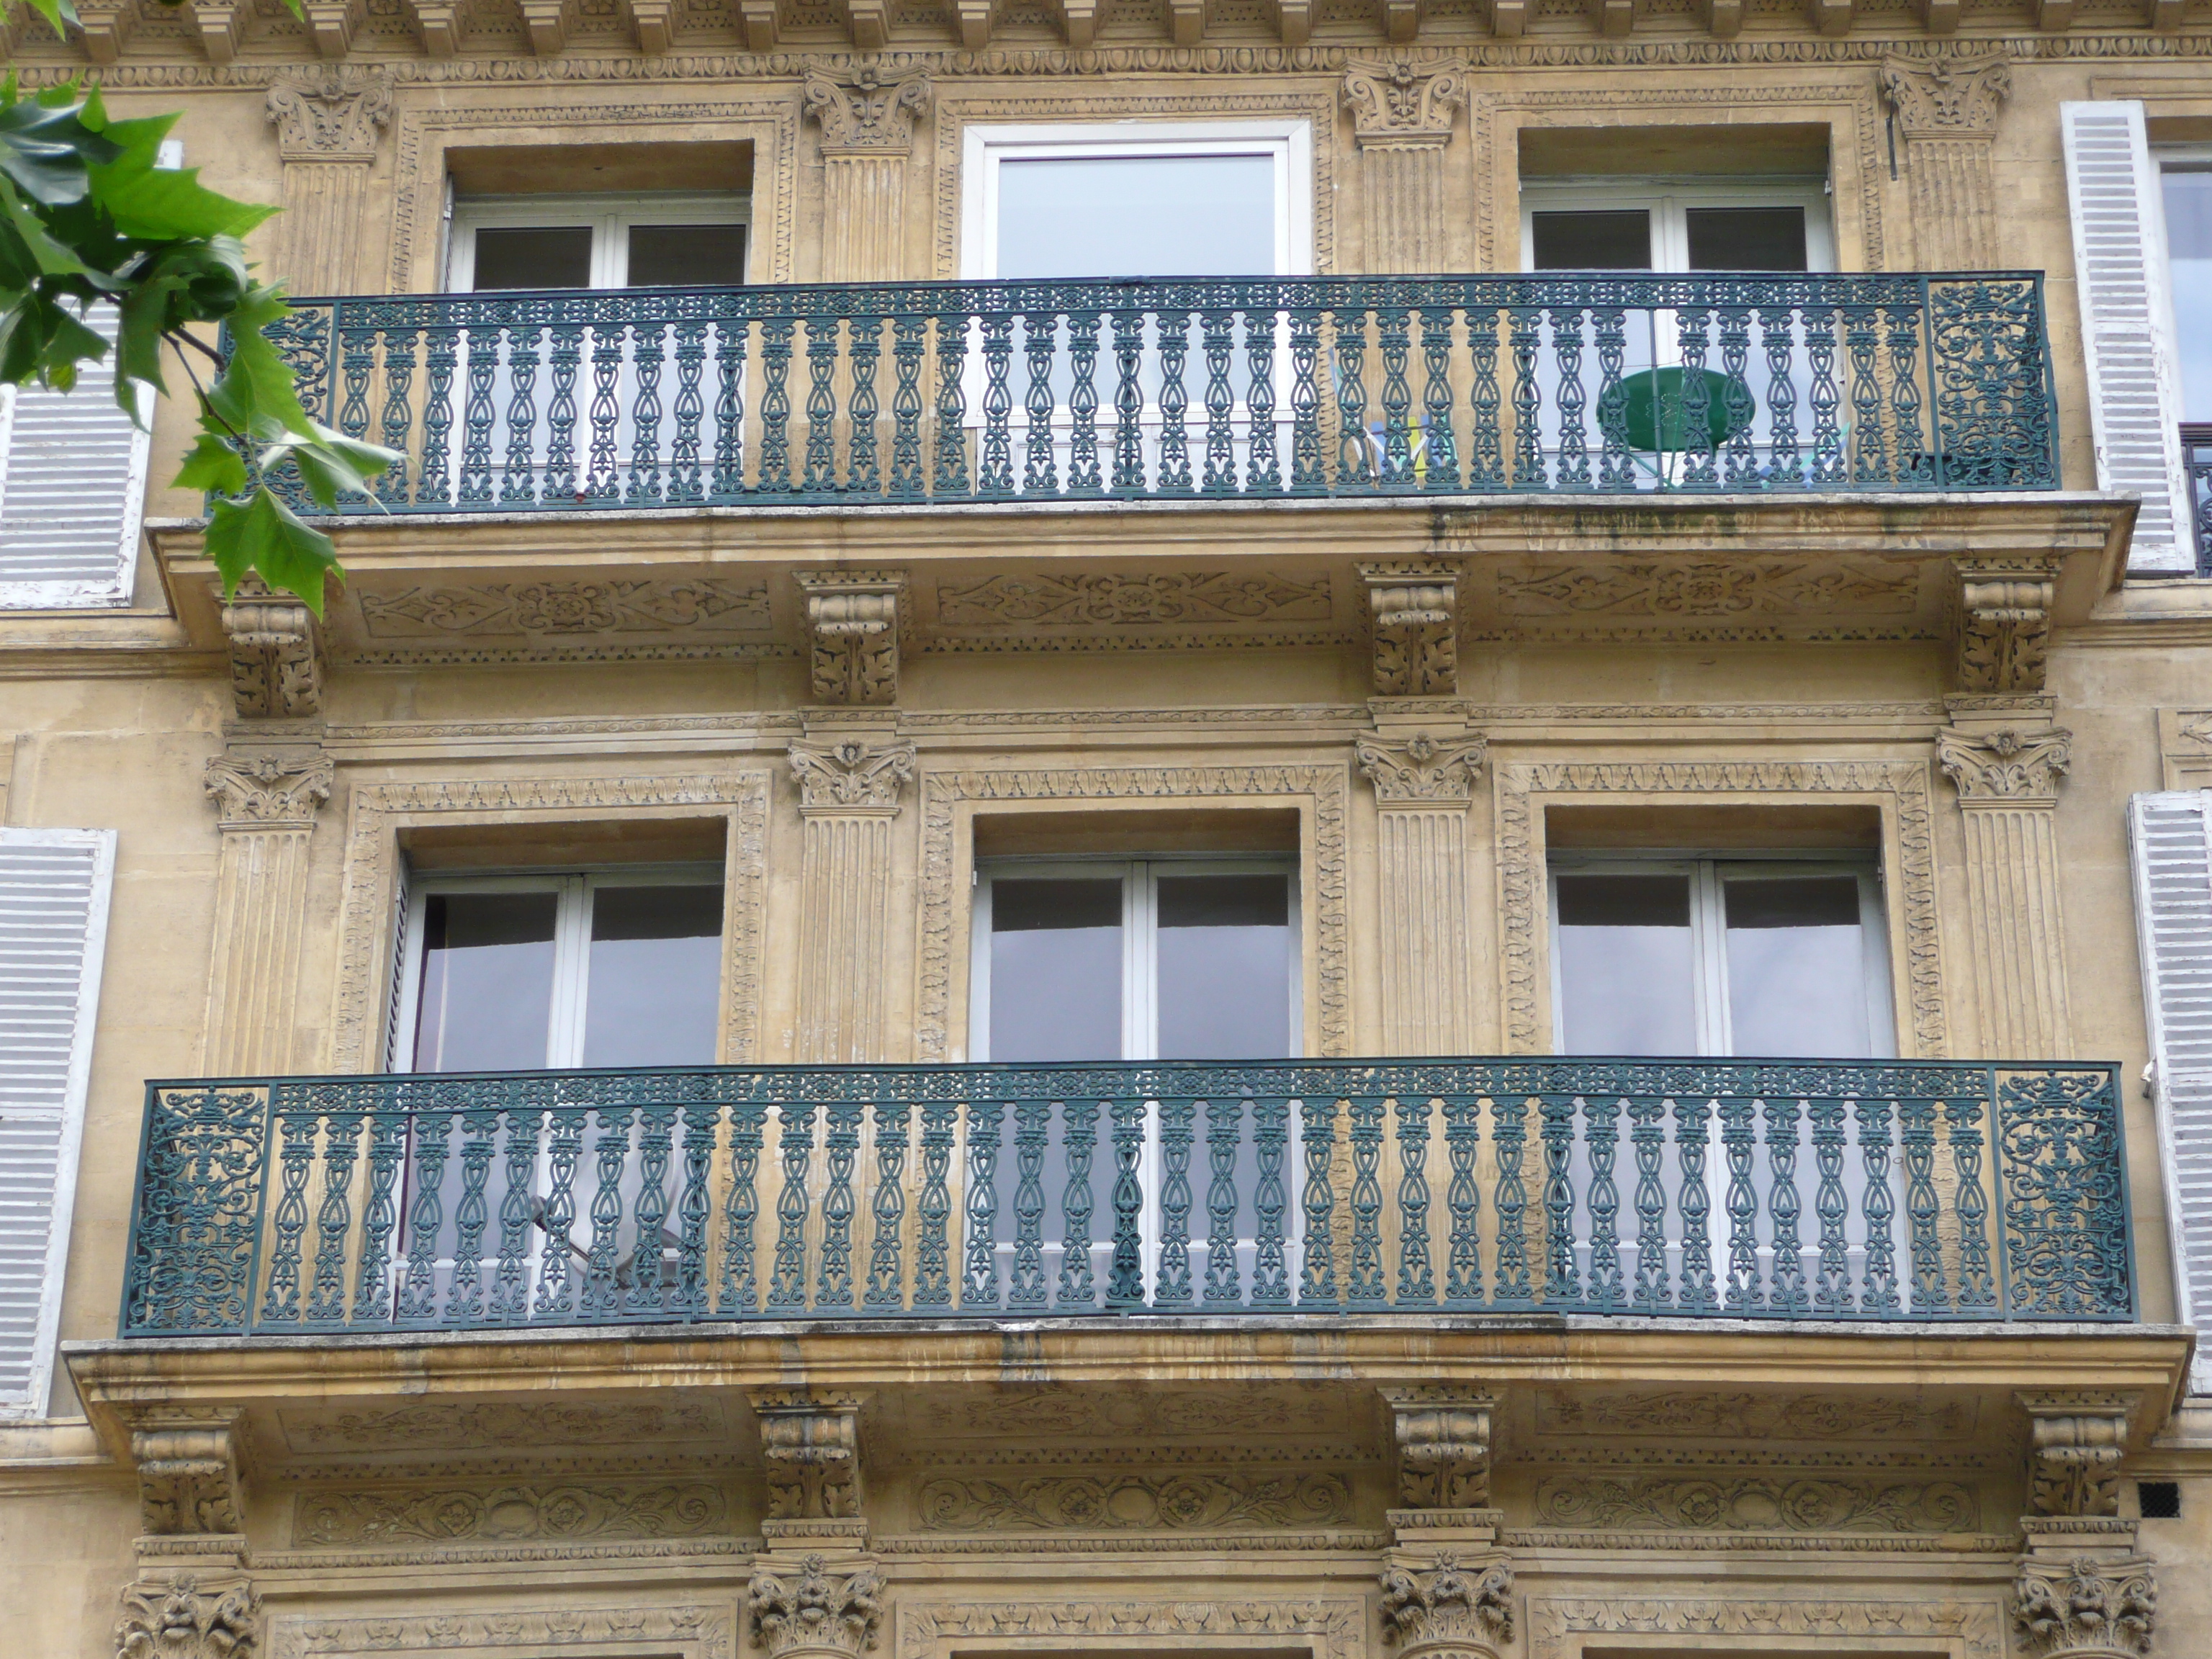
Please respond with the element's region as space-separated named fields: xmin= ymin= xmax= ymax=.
xmin=117 ymin=1058 xmax=2133 ymax=1337
xmin=240 ymin=271 xmax=2060 ymax=515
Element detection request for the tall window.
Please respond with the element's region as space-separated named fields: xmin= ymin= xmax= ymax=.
xmin=1521 ymin=179 xmax=1833 ymax=273
xmin=446 ymin=194 xmax=749 ymax=291
xmin=2161 ymin=161 xmax=2212 ymax=421
xmin=1550 ymin=858 xmax=1893 ymax=1058
xmin=400 ymin=868 xmax=724 ymax=1071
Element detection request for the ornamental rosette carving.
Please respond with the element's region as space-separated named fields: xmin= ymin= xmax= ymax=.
xmin=221 ymin=585 xmax=321 ymax=719
xmin=1357 ymin=733 xmax=1488 ymax=806
xmin=204 ymin=752 xmax=333 ymax=831
xmin=1936 ymin=727 xmax=2072 ymax=803
xmin=1879 ymin=53 xmax=2010 ymax=143
xmin=789 ymin=740 xmax=915 ymax=814
xmin=1342 ymin=60 xmax=1467 ymax=149
xmin=2012 ymin=1557 xmax=2156 ymax=1657
xmin=1379 ymin=1557 xmax=1514 ymax=1657
xmin=115 ymin=1573 xmax=260 ymax=1659
xmin=747 ymin=1554 xmax=884 ymax=1658
xmin=802 ymin=66 xmax=932 ymax=156
xmin=265 ymin=68 xmax=392 ymax=161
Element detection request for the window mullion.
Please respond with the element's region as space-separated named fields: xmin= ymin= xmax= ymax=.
xmin=1693 ymin=862 xmax=1732 ymax=1056
xmin=552 ymin=876 xmax=591 ymax=1068
xmin=1126 ymin=861 xmax=1154 ymax=1063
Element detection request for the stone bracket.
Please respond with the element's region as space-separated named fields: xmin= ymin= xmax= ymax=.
xmin=2020 ymin=1392 xmax=2134 ymax=1518
xmin=797 ymin=570 xmax=904 ymax=706
xmin=130 ymin=1410 xmax=247 ymax=1543
xmin=752 ymin=1389 xmax=869 ymax=1523
xmin=1362 ymin=562 xmax=1460 ymax=698
xmin=1951 ymin=557 xmax=2054 ymax=694
xmin=221 ymin=581 xmax=325 ymax=720
xmin=1381 ymin=1388 xmax=1495 ymax=1510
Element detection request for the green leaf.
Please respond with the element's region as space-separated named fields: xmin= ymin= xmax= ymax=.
xmin=87 ymin=116 xmax=273 ymax=242
xmin=0 ymin=172 xmax=94 ymax=277
xmin=0 ymin=290 xmax=108 ymax=388
xmin=204 ymin=488 xmax=342 ymax=617
xmin=174 ymin=431 xmax=248 ymax=496
xmin=264 ymin=426 xmax=397 ymax=509
xmin=12 ymin=0 xmax=82 ymax=45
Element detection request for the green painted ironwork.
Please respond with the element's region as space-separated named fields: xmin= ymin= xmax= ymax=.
xmin=237 ymin=271 xmax=2062 ymax=516
xmin=118 ymin=1058 xmax=2134 ymax=1337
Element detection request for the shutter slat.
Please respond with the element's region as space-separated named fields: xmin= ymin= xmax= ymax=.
xmin=2130 ymin=793 xmax=2212 ymax=1395
xmin=2062 ymin=102 xmax=2193 ymax=575
xmin=0 ymin=830 xmax=114 ymax=1419
xmin=0 ymin=305 xmax=145 ymax=608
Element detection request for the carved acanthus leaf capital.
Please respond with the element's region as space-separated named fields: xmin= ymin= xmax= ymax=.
xmin=1937 ymin=726 xmax=2072 ymax=803
xmin=797 ymin=570 xmax=904 ymax=706
xmin=132 ymin=1414 xmax=245 ymax=1538
xmin=2020 ymin=1393 xmax=2132 ymax=1517
xmin=204 ymin=752 xmax=333 ymax=831
xmin=2012 ymin=1555 xmax=2157 ymax=1657
xmin=1953 ymin=559 xmax=2054 ymax=693
xmin=222 ymin=585 xmax=323 ymax=719
xmin=115 ymin=1573 xmax=261 ymax=1659
xmin=1363 ymin=562 xmax=1460 ymax=697
xmin=1381 ymin=1388 xmax=1495 ymax=1509
xmin=266 ymin=69 xmax=392 ymax=161
xmin=1342 ymin=60 xmax=1468 ymax=149
xmin=803 ymin=66 xmax=932 ymax=156
xmin=1880 ymin=53 xmax=2011 ymax=143
xmin=1357 ymin=733 xmax=1488 ymax=806
xmin=1379 ymin=1555 xmax=1514 ymax=1656
xmin=749 ymin=1553 xmax=883 ymax=1658
xmin=789 ymin=740 xmax=914 ymax=815
xmin=752 ymin=1390 xmax=867 ymax=1519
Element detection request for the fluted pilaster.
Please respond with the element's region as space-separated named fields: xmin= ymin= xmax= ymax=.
xmin=201 ymin=750 xmax=333 ymax=1076
xmin=791 ymin=739 xmax=915 ymax=1063
xmin=1358 ymin=732 xmax=1486 ymax=1055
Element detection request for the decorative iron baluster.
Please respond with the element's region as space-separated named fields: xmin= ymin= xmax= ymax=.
xmin=441 ymin=1105 xmax=499 ymax=1325
xmin=865 ymin=1100 xmax=912 ymax=1312
xmin=1200 ymin=307 xmax=1239 ymax=495
xmin=533 ymin=1107 xmax=588 ymax=1320
xmin=1807 ymin=305 xmax=1845 ymax=485
xmin=351 ymin=1114 xmax=406 ymax=1326
xmin=1466 ymin=306 xmax=1506 ymax=490
xmin=1287 ymin=308 xmax=1326 ymax=494
xmin=498 ymin=325 xmax=542 ymax=505
xmin=490 ymin=1104 xmax=539 ymax=1323
xmin=375 ymin=328 xmax=419 ymax=504
xmin=670 ymin=1101 xmax=715 ymax=1316
xmin=1058 ymin=1097 xmax=1099 ymax=1310
xmin=1109 ymin=306 xmax=1148 ymax=495
xmin=802 ymin=315 xmax=840 ymax=494
xmin=1673 ymin=1096 xmax=1717 ymax=1311
xmin=716 ymin=1102 xmax=765 ymax=1316
xmin=1844 ymin=304 xmax=1889 ymax=485
xmin=977 ymin=313 xmax=1017 ymax=498
xmin=626 ymin=1098 xmax=677 ymax=1316
xmin=582 ymin=322 xmax=625 ymax=503
xmin=1156 ymin=310 xmax=1194 ymax=495
xmin=1810 ymin=1097 xmax=1853 ymax=1315
xmin=1538 ymin=1093 xmax=1581 ymax=1307
xmin=932 ymin=311 xmax=971 ymax=498
xmin=1551 ymin=306 xmax=1591 ymax=490
xmin=1764 ymin=1096 xmax=1808 ymax=1316
xmin=1155 ymin=1097 xmax=1197 ymax=1308
xmin=1714 ymin=301 xmax=1758 ymax=488
xmin=913 ymin=1098 xmax=957 ymax=1308
xmin=709 ymin=318 xmax=750 ymax=500
xmin=580 ymin=1106 xmax=634 ymax=1319
xmin=962 ymin=1099 xmax=1004 ymax=1309
xmin=1065 ymin=305 xmax=1103 ymax=496
xmin=1491 ymin=1094 xmax=1533 ymax=1307
xmin=337 ymin=323 xmax=375 ymax=442
xmin=667 ymin=318 xmax=709 ymax=503
xmin=395 ymin=1111 xmax=453 ymax=1323
xmin=1899 ymin=1096 xmax=1948 ymax=1312
xmin=1251 ymin=1096 xmax=1290 ymax=1307
xmin=1346 ymin=1095 xmax=1388 ymax=1308
xmin=1947 ymin=1092 xmax=1997 ymax=1310
xmin=1298 ymin=1096 xmax=1339 ymax=1306
xmin=542 ymin=323 xmax=582 ymax=501
xmin=1203 ymin=1096 xmax=1244 ymax=1307
xmin=757 ymin=315 xmax=796 ymax=495
xmin=1395 ymin=1093 xmax=1436 ymax=1306
xmin=1886 ymin=300 xmax=1930 ymax=485
xmin=1009 ymin=1097 xmax=1051 ymax=1312
xmin=818 ymin=1100 xmax=862 ymax=1312
xmin=1674 ymin=305 xmax=1718 ymax=489
xmin=1377 ymin=304 xmax=1416 ymax=488
xmin=1629 ymin=1094 xmax=1671 ymax=1310
xmin=1506 ymin=305 xmax=1547 ymax=490
xmin=1583 ymin=1094 xmax=1624 ymax=1311
xmin=1244 ymin=305 xmax=1281 ymax=495
xmin=456 ymin=323 xmax=496 ymax=505
xmin=768 ymin=1101 xmax=817 ymax=1313
xmin=1719 ymin=1095 xmax=1762 ymax=1313
xmin=1856 ymin=1095 xmax=1901 ymax=1315
xmin=629 ymin=321 xmax=669 ymax=505
xmin=1021 ymin=310 xmax=1058 ymax=498
xmin=1107 ymin=1096 xmax=1146 ymax=1308
xmin=258 ymin=1107 xmax=318 ymax=1324
xmin=1442 ymin=1094 xmax=1483 ymax=1308
xmin=1760 ymin=305 xmax=1802 ymax=487
xmin=1334 ymin=314 xmax=1374 ymax=489
xmin=1591 ymin=305 xmax=1632 ymax=491
xmin=847 ymin=313 xmax=883 ymax=498
xmin=889 ymin=314 xmax=927 ymax=499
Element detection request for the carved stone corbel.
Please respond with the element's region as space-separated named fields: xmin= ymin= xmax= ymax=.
xmin=221 ymin=584 xmax=323 ymax=720
xmin=752 ymin=1390 xmax=867 ymax=1523
xmin=115 ymin=1574 xmax=261 ymax=1659
xmin=2021 ymin=1394 xmax=2131 ymax=1517
xmin=1363 ymin=562 xmax=1459 ymax=697
xmin=1382 ymin=1389 xmax=1495 ymax=1511
xmin=133 ymin=1416 xmax=246 ymax=1539
xmin=748 ymin=1552 xmax=884 ymax=1659
xmin=1379 ymin=1555 xmax=1515 ymax=1659
xmin=118 ymin=1411 xmax=258 ymax=1659
xmin=75 ymin=0 xmax=134 ymax=61
xmin=188 ymin=0 xmax=246 ymax=59
xmin=1951 ymin=558 xmax=2054 ymax=694
xmin=796 ymin=572 xmax=904 ymax=706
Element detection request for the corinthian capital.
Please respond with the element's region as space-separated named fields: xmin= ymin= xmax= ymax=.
xmin=115 ymin=1573 xmax=261 ymax=1659
xmin=265 ymin=68 xmax=392 ymax=162
xmin=802 ymin=67 xmax=932 ymax=156
xmin=204 ymin=752 xmax=333 ymax=830
xmin=1879 ymin=53 xmax=2011 ymax=143
xmin=1358 ymin=733 xmax=1488 ymax=806
xmin=1380 ymin=1555 xmax=1514 ymax=1659
xmin=1342 ymin=60 xmax=1468 ymax=150
xmin=1938 ymin=726 xmax=2072 ymax=804
xmin=788 ymin=741 xmax=914 ymax=814
xmin=748 ymin=1554 xmax=884 ymax=1658
xmin=2013 ymin=1555 xmax=2156 ymax=1657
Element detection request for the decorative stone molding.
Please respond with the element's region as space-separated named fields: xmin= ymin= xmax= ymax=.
xmin=265 ymin=71 xmax=392 ymax=293
xmin=135 ymin=1416 xmax=246 ymax=1538
xmin=2021 ymin=1395 xmax=2132 ymax=1518
xmin=117 ymin=1574 xmax=261 ymax=1659
xmin=1531 ymin=1473 xmax=1978 ymax=1532
xmin=1382 ymin=1390 xmax=1494 ymax=1510
xmin=1379 ymin=1556 xmax=1515 ymax=1659
xmin=750 ymin=1554 xmax=884 ymax=1659
xmin=188 ymin=0 xmax=247 ymax=63
xmin=266 ymin=69 xmax=392 ymax=161
xmin=292 ymin=1480 xmax=728 ymax=1546
xmin=204 ymin=752 xmax=333 ymax=831
xmin=358 ymin=580 xmax=771 ymax=641
xmin=2012 ymin=1555 xmax=2157 ymax=1657
xmin=1363 ymin=563 xmax=1459 ymax=696
xmin=1938 ymin=726 xmax=2073 ymax=802
xmin=915 ymin=1470 xmax=1352 ymax=1531
xmin=222 ymin=586 xmax=323 ymax=719
xmin=797 ymin=572 xmax=904 ymax=705
xmin=935 ymin=571 xmax=1331 ymax=629
xmin=896 ymin=1599 xmax=1362 ymax=1659
xmin=1357 ymin=733 xmax=1488 ymax=805
xmin=1879 ymin=52 xmax=2011 ymax=141
xmin=804 ymin=67 xmax=932 ymax=156
xmin=754 ymin=1392 xmax=866 ymax=1521
xmin=1341 ymin=60 xmax=1467 ymax=150
xmin=1953 ymin=560 xmax=2054 ymax=693
xmin=271 ymin=1604 xmax=734 ymax=1659
xmin=789 ymin=741 xmax=915 ymax=814
xmin=1528 ymin=1598 xmax=2002 ymax=1659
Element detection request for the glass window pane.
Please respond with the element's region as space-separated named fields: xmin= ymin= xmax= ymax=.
xmin=996 ymin=155 xmax=1276 ymax=279
xmin=471 ymin=225 xmax=593 ymax=291
xmin=1685 ymin=206 xmax=1808 ymax=271
xmin=412 ymin=891 xmax=559 ymax=1071
xmin=2164 ymin=168 xmax=2212 ymax=421
xmin=1156 ymin=874 xmax=1292 ymax=1059
xmin=1722 ymin=876 xmax=1871 ymax=1058
xmin=626 ymin=223 xmax=747 ymax=287
xmin=1531 ymin=210 xmax=1653 ymax=270
xmin=989 ymin=877 xmax=1124 ymax=1061
xmin=582 ymin=884 xmax=724 ymax=1067
xmin=1554 ymin=873 xmax=1696 ymax=1055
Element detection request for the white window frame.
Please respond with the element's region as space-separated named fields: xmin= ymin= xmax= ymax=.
xmin=444 ymin=192 xmax=753 ymax=292
xmin=968 ymin=855 xmax=1303 ymax=1063
xmin=960 ymin=120 xmax=1313 ymax=280
xmin=1519 ymin=176 xmax=1836 ymax=273
xmin=395 ymin=863 xmax=725 ymax=1072
xmin=1547 ymin=853 xmax=1894 ymax=1058
xmin=2153 ymin=143 xmax=2212 ymax=423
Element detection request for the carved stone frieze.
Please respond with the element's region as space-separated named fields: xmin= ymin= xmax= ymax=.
xmin=1379 ymin=1557 xmax=1515 ymax=1658
xmin=204 ymin=753 xmax=333 ymax=831
xmin=1879 ymin=53 xmax=2011 ymax=140
xmin=796 ymin=571 xmax=903 ymax=705
xmin=135 ymin=1418 xmax=246 ymax=1537
xmin=1954 ymin=561 xmax=2054 ymax=693
xmin=1496 ymin=559 xmax=1917 ymax=619
xmin=753 ymin=1392 xmax=866 ymax=1521
xmin=222 ymin=585 xmax=322 ymax=719
xmin=2012 ymin=1556 xmax=2157 ymax=1657
xmin=2021 ymin=1395 xmax=2132 ymax=1518
xmin=265 ymin=69 xmax=392 ymax=161
xmin=935 ymin=571 xmax=1331 ymax=629
xmin=357 ymin=579 xmax=771 ymax=639
xmin=1363 ymin=562 xmax=1459 ymax=697
xmin=292 ymin=1480 xmax=727 ymax=1545
xmin=278 ymin=1604 xmax=735 ymax=1658
xmin=1938 ymin=727 xmax=2073 ymax=803
xmin=906 ymin=1386 xmax=1350 ymax=1440
xmin=281 ymin=1399 xmax=724 ymax=1453
xmin=1382 ymin=1390 xmax=1493 ymax=1510
xmin=1341 ymin=60 xmax=1466 ymax=150
xmin=895 ymin=1599 xmax=1362 ymax=1659
xmin=804 ymin=66 xmax=932 ymax=154
xmin=749 ymin=1554 xmax=884 ymax=1659
xmin=789 ymin=740 xmax=915 ymax=815
xmin=1534 ymin=1389 xmax=1979 ymax=1440
xmin=1357 ymin=733 xmax=1487 ymax=806
xmin=117 ymin=1574 xmax=260 ymax=1659
xmin=1527 ymin=1598 xmax=2002 ymax=1659
xmin=915 ymin=1471 xmax=1351 ymax=1532
xmin=1532 ymin=1473 xmax=1977 ymax=1533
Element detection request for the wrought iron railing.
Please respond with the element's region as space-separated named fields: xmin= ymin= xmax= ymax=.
xmin=246 ymin=273 xmax=2061 ymax=515
xmin=2180 ymin=422 xmax=2212 ymax=575
xmin=119 ymin=1058 xmax=2132 ymax=1337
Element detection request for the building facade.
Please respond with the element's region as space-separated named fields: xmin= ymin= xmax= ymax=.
xmin=3 ymin=6 xmax=2212 ymax=1659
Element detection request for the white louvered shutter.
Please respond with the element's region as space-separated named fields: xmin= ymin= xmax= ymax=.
xmin=2131 ymin=793 xmax=2212 ymax=1393
xmin=2062 ymin=102 xmax=2193 ymax=575
xmin=0 ymin=305 xmax=148 ymax=609
xmin=0 ymin=829 xmax=115 ymax=1418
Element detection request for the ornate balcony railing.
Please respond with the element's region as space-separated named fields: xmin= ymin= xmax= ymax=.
xmin=246 ymin=273 xmax=2060 ymax=516
xmin=120 ymin=1058 xmax=2132 ymax=1338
